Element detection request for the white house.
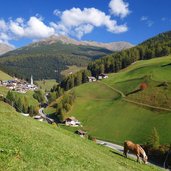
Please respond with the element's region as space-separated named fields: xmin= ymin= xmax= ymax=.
xmin=88 ymin=76 xmax=97 ymax=82
xmin=65 ymin=117 xmax=80 ymax=126
xmin=98 ymin=73 xmax=108 ymax=80
xmin=33 ymin=115 xmax=44 ymax=122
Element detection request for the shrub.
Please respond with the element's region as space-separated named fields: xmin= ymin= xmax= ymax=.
xmin=139 ymin=83 xmax=148 ymax=90
xmin=147 ymin=127 xmax=160 ymax=149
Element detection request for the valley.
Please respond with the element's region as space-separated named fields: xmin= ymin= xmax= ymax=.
xmin=0 ymin=31 xmax=171 ymax=170
xmin=1 ymin=0 xmax=171 ymax=170
xmin=46 ymin=55 xmax=171 ymax=145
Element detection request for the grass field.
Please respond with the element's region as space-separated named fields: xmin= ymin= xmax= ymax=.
xmin=0 ymin=70 xmax=12 ymax=81
xmin=13 ymin=91 xmax=39 ymax=106
xmin=0 ymin=86 xmax=10 ymax=96
xmin=61 ymin=65 xmax=86 ymax=77
xmin=0 ymin=101 xmax=160 ymax=171
xmin=35 ymin=79 xmax=57 ymax=91
xmin=63 ymin=55 xmax=171 ymax=145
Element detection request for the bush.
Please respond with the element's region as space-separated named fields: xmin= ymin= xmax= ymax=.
xmin=147 ymin=127 xmax=160 ymax=149
xmin=139 ymin=83 xmax=148 ymax=90
xmin=88 ymin=135 xmax=96 ymax=142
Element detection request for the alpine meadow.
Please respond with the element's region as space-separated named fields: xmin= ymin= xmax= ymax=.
xmin=0 ymin=0 xmax=171 ymax=170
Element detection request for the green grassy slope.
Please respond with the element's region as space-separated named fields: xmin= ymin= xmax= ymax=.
xmin=35 ymin=79 xmax=57 ymax=91
xmin=0 ymin=101 xmax=159 ymax=171
xmin=61 ymin=65 xmax=86 ymax=77
xmin=66 ymin=56 xmax=171 ymax=144
xmin=0 ymin=70 xmax=12 ymax=80
xmin=0 ymin=86 xmax=9 ymax=96
xmin=13 ymin=91 xmax=39 ymax=106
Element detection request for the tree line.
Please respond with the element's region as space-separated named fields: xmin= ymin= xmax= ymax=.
xmin=48 ymin=90 xmax=76 ymax=122
xmin=5 ymin=91 xmax=40 ymax=116
xmin=60 ymin=70 xmax=91 ymax=91
xmin=88 ymin=31 xmax=171 ymax=77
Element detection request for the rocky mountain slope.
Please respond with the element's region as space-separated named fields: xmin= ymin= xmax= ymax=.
xmin=33 ymin=35 xmax=134 ymax=51
xmin=0 ymin=43 xmax=14 ymax=55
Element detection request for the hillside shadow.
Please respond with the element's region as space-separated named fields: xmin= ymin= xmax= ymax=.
xmin=161 ymin=63 xmax=171 ymax=67
xmin=110 ymin=150 xmax=136 ymax=163
xmin=47 ymin=113 xmax=60 ymax=123
xmin=126 ymin=89 xmax=142 ymax=96
xmin=110 ymin=150 xmax=123 ymax=157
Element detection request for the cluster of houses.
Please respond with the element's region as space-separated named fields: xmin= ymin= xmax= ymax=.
xmin=0 ymin=75 xmax=38 ymax=93
xmin=64 ymin=116 xmax=87 ymax=137
xmin=88 ymin=73 xmax=108 ymax=82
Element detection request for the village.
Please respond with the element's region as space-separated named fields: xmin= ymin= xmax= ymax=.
xmin=32 ymin=73 xmax=109 ymax=138
xmin=2 ymin=72 xmax=109 ymax=139
xmin=0 ymin=75 xmax=38 ymax=93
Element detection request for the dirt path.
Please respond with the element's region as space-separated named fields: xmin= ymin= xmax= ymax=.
xmin=98 ymin=81 xmax=171 ymax=112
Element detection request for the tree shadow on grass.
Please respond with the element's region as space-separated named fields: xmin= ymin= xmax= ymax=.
xmin=110 ymin=150 xmax=137 ymax=163
xmin=110 ymin=150 xmax=123 ymax=157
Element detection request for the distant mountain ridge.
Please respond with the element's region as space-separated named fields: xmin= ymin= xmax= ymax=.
xmin=0 ymin=43 xmax=14 ymax=55
xmin=31 ymin=35 xmax=134 ymax=51
xmin=0 ymin=35 xmax=133 ymax=81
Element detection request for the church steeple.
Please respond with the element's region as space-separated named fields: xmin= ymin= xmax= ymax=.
xmin=31 ymin=75 xmax=33 ymax=85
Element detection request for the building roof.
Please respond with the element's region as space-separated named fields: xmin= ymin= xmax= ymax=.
xmin=33 ymin=115 xmax=42 ymax=119
xmin=66 ymin=116 xmax=77 ymax=121
xmin=99 ymin=73 xmax=107 ymax=76
xmin=76 ymin=130 xmax=87 ymax=135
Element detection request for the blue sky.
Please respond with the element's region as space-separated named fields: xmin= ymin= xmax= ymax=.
xmin=0 ymin=0 xmax=171 ymax=48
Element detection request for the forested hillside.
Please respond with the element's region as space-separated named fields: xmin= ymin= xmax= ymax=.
xmin=0 ymin=41 xmax=112 ymax=81
xmin=88 ymin=31 xmax=171 ymax=77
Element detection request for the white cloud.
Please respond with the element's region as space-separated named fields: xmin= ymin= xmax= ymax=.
xmin=74 ymin=24 xmax=94 ymax=39
xmin=140 ymin=16 xmax=154 ymax=27
xmin=24 ymin=17 xmax=55 ymax=38
xmin=10 ymin=20 xmax=25 ymax=37
xmin=16 ymin=17 xmax=24 ymax=24
xmin=0 ymin=19 xmax=7 ymax=31
xmin=147 ymin=20 xmax=154 ymax=27
xmin=141 ymin=16 xmax=148 ymax=21
xmin=52 ymin=7 xmax=128 ymax=39
xmin=0 ymin=16 xmax=55 ymax=44
xmin=109 ymin=0 xmax=130 ymax=18
xmin=53 ymin=9 xmax=61 ymax=17
xmin=0 ymin=7 xmax=129 ymax=44
xmin=50 ymin=22 xmax=68 ymax=36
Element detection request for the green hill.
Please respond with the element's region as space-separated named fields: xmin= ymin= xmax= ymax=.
xmin=35 ymin=79 xmax=57 ymax=91
xmin=0 ymin=101 xmax=160 ymax=171
xmin=88 ymin=30 xmax=171 ymax=78
xmin=0 ymin=39 xmax=112 ymax=81
xmin=0 ymin=70 xmax=12 ymax=80
xmin=0 ymin=70 xmax=13 ymax=96
xmin=58 ymin=55 xmax=171 ymax=145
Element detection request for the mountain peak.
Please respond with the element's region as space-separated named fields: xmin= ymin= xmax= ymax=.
xmin=0 ymin=43 xmax=14 ymax=55
xmin=38 ymin=35 xmax=79 ymax=45
xmin=32 ymin=35 xmax=134 ymax=51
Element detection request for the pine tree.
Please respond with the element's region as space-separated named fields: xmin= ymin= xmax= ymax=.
xmin=16 ymin=98 xmax=23 ymax=112
xmin=6 ymin=91 xmax=15 ymax=105
xmin=23 ymin=97 xmax=29 ymax=113
xmin=28 ymin=105 xmax=34 ymax=116
xmin=148 ymin=127 xmax=160 ymax=149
